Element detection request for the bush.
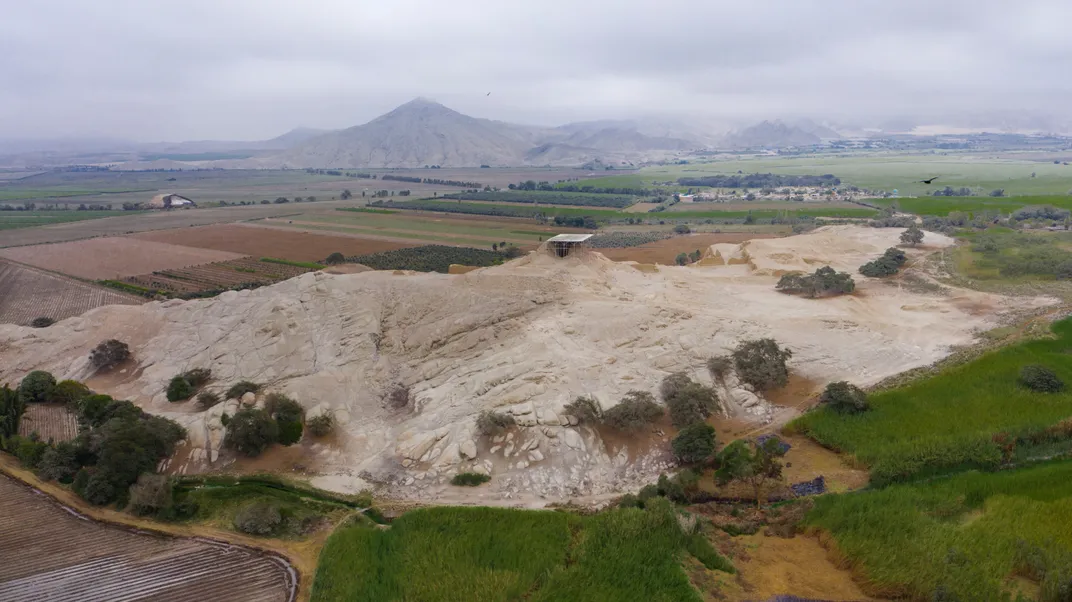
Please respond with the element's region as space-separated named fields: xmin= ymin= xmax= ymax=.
xmin=476 ymin=410 xmax=516 ymax=436
xmin=859 ymin=247 xmax=908 ymax=278
xmin=603 ymin=390 xmax=664 ymax=432
xmin=77 ymin=394 xmax=113 ymax=425
xmin=181 ymin=368 xmax=212 ymax=388
xmin=82 ymin=473 xmax=119 ymax=506
xmin=672 ymin=423 xmax=717 ymax=464
xmin=196 ymin=391 xmax=221 ymax=409
xmin=675 ymin=253 xmax=689 ymax=266
xmin=128 ymin=473 xmax=173 ymax=516
xmin=307 ymin=414 xmax=335 ymax=437
xmin=661 ymin=375 xmax=719 ymax=428
xmin=30 ymin=317 xmax=55 ymax=328
xmin=15 ymin=436 xmax=49 ymax=468
xmin=385 ymin=385 xmax=410 ymax=410
xmin=0 ymin=385 xmax=24 ymax=438
xmin=706 ymin=356 xmax=732 ymax=379
xmin=224 ymin=408 xmax=279 ymax=456
xmin=819 ymin=381 xmax=870 ymax=414
xmin=52 ymin=380 xmax=91 ymax=408
xmin=673 ymin=224 xmax=691 ymax=234
xmin=225 ymin=381 xmax=260 ymax=399
xmin=19 ymin=370 xmax=56 ymax=404
xmin=451 ymin=472 xmax=491 ymax=486
xmin=563 ymin=396 xmax=603 ymax=424
xmin=325 ymin=252 xmax=346 ymax=265
xmin=776 ymin=266 xmax=855 ymax=297
xmin=266 ymin=393 xmax=304 ymax=445
xmin=900 ymin=225 xmax=924 ymax=246
xmin=233 ymin=501 xmax=283 ymax=535
xmin=89 ymin=339 xmax=130 ymax=370
xmin=36 ymin=441 xmax=80 ymax=482
xmin=166 ymin=376 xmax=195 ymax=402
xmin=733 ymin=339 xmax=793 ymax=391
xmin=1020 ymin=365 xmax=1064 ymax=393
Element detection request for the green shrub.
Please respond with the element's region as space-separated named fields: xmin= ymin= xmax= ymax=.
xmin=733 ymin=338 xmax=792 ymax=392
xmin=233 ymin=501 xmax=283 ymax=535
xmin=224 ymin=408 xmax=279 ymax=456
xmin=562 ymin=396 xmax=602 ymax=424
xmin=664 ymin=380 xmax=719 ymax=428
xmin=18 ymin=370 xmax=56 ymax=404
xmin=1020 ymin=365 xmax=1064 ymax=393
xmin=706 ymin=356 xmax=732 ymax=379
xmin=51 ymin=380 xmax=91 ymax=409
xmin=0 ymin=385 xmax=24 ymax=438
xmin=451 ymin=472 xmax=491 ymax=486
xmin=77 ymin=394 xmax=113 ymax=425
xmin=89 ymin=339 xmax=130 ymax=370
xmin=36 ymin=441 xmax=80 ymax=482
xmin=602 ymin=391 xmax=664 ymax=432
xmin=672 ymin=423 xmax=717 ymax=464
xmin=325 ymin=252 xmax=346 ymax=265
xmin=196 ymin=391 xmax=221 ymax=409
xmin=181 ymin=368 xmax=212 ymax=388
xmin=900 ymin=224 xmax=924 ymax=246
xmin=128 ymin=473 xmax=173 ymax=516
xmin=14 ymin=435 xmax=49 ymax=468
xmin=776 ymin=266 xmax=855 ymax=297
xmin=225 ymin=381 xmax=261 ymax=399
xmin=308 ymin=414 xmax=335 ymax=437
xmin=820 ymin=381 xmax=870 ymax=414
xmin=166 ymin=376 xmax=195 ymax=402
xmin=476 ymin=410 xmax=516 ymax=436
xmin=859 ymin=247 xmax=908 ymax=278
xmin=277 ymin=419 xmax=303 ymax=446
xmin=30 ymin=317 xmax=55 ymax=328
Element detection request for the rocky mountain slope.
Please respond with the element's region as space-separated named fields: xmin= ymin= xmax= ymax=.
xmin=0 ymin=227 xmax=1036 ymax=504
xmin=724 ymin=120 xmax=822 ymax=149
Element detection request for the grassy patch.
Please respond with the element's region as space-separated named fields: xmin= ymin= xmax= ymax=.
xmin=0 ymin=210 xmax=139 ymax=230
xmin=350 ymin=245 xmax=506 ymax=273
xmin=874 ymin=194 xmax=1072 ymax=216
xmin=379 ymin=199 xmax=622 ymax=220
xmin=259 ymin=257 xmax=323 ymax=270
xmin=443 ymin=190 xmax=640 ymax=208
xmin=806 ymin=460 xmax=1072 ymax=600
xmin=311 ymin=502 xmax=731 ymax=602
xmin=792 ymin=318 xmax=1072 ymax=485
xmin=336 ymin=207 xmax=398 ymax=214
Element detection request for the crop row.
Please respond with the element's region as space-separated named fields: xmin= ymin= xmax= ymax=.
xmin=121 ymin=256 xmax=315 ymax=297
xmin=587 ymin=231 xmax=673 ymax=248
xmin=441 ymin=190 xmax=639 ymax=208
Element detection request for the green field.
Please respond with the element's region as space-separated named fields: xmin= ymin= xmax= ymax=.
xmin=792 ymin=318 xmax=1072 ymax=486
xmin=0 ymin=210 xmax=140 ymax=230
xmin=873 ymin=194 xmax=1072 ymax=216
xmin=807 ymin=461 xmax=1072 ymax=600
xmin=311 ymin=502 xmax=730 ymax=602
xmin=584 ymin=155 xmax=1072 ymax=197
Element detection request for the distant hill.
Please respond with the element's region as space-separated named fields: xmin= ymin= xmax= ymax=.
xmin=723 ymin=120 xmax=821 ymax=149
xmin=265 ymin=127 xmax=334 ymax=149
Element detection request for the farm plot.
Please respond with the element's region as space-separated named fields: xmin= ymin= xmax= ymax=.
xmin=0 ymin=259 xmax=143 ymax=325
xmin=18 ymin=404 xmax=78 ymax=442
xmin=0 ymin=474 xmax=294 ymax=602
xmin=0 ymin=237 xmax=244 ymax=280
xmin=131 ymin=223 xmax=417 ymax=262
xmin=123 ymin=256 xmax=315 ymax=296
xmin=597 ymin=232 xmax=781 ymax=264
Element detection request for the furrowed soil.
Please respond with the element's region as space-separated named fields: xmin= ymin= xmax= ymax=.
xmin=720 ymin=534 xmax=876 ymax=601
xmin=0 ymin=237 xmax=244 ymax=279
xmin=18 ymin=404 xmax=79 ymax=442
xmin=0 ymin=472 xmax=295 ymax=602
xmin=131 ymin=223 xmax=418 ymax=262
xmin=598 ymin=232 xmax=780 ymax=264
xmin=0 ymin=258 xmax=143 ymax=325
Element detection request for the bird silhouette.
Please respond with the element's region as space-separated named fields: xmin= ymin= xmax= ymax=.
xmin=919 ymin=176 xmax=939 ymax=184
xmin=486 ymin=92 xmax=491 ymax=96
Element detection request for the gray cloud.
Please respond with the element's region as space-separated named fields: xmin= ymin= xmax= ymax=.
xmin=2 ymin=0 xmax=1070 ymax=140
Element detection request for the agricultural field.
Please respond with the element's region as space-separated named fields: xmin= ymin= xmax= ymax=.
xmin=0 ymin=259 xmax=143 ymax=325
xmin=122 ymin=256 xmax=317 ymax=297
xmin=0 ymin=237 xmax=243 ymax=280
xmin=872 ymin=193 xmax=1072 ymax=216
xmin=17 ymin=404 xmax=78 ymax=443
xmin=442 ymin=190 xmax=641 ymax=208
xmin=311 ymin=503 xmax=731 ymax=602
xmin=349 ymin=245 xmax=509 ymax=273
xmin=587 ymin=153 xmax=1072 ymax=197
xmin=806 ymin=461 xmax=1072 ymax=600
xmin=0 ymin=474 xmax=295 ymax=602
xmin=377 ymin=199 xmax=621 ymax=220
xmin=131 ymin=223 xmax=417 ymax=262
xmin=0 ymin=210 xmax=138 ymax=230
xmin=793 ymin=317 xmax=1072 ymax=486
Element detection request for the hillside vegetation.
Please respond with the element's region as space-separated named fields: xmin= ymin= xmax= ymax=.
xmin=349 ymin=245 xmax=507 ymax=273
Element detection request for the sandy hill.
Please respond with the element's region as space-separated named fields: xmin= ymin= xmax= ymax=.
xmin=724 ymin=120 xmax=821 ymax=149
xmin=0 ymin=227 xmax=1042 ymax=505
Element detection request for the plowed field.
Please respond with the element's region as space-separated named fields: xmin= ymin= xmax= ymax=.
xmin=124 ymin=256 xmax=314 ymax=295
xmin=0 ymin=259 xmax=143 ymax=325
xmin=0 ymin=474 xmax=295 ymax=602
xmin=0 ymin=238 xmax=244 ymax=280
xmin=131 ymin=224 xmax=417 ymax=262
xmin=18 ymin=404 xmax=78 ymax=443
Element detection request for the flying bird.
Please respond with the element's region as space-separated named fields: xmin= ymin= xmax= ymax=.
xmin=919 ymin=176 xmax=939 ymax=184
xmin=486 ymin=92 xmax=491 ymax=96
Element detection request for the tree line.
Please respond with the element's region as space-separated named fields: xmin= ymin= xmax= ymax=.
xmin=676 ymin=174 xmax=841 ymax=188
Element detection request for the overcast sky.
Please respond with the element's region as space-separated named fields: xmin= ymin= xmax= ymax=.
xmin=3 ymin=0 xmax=1070 ymax=141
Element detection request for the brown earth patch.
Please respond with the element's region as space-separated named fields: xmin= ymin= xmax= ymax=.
xmin=131 ymin=223 xmax=417 ymax=262
xmin=18 ymin=404 xmax=79 ymax=443
xmin=723 ymin=533 xmax=877 ymax=601
xmin=0 ymin=258 xmax=143 ymax=326
xmin=0 ymin=237 xmax=243 ymax=280
xmin=598 ymin=232 xmax=780 ymax=264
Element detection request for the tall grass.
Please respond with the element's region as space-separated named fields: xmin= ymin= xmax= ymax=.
xmin=807 ymin=461 xmax=1072 ymax=600
xmin=311 ymin=501 xmax=731 ymax=602
xmin=793 ymin=318 xmax=1072 ymax=485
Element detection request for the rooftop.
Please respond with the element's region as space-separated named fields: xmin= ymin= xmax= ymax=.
xmin=546 ymin=234 xmax=593 ymax=243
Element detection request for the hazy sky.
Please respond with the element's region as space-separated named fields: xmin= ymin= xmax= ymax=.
xmin=3 ymin=0 xmax=1070 ymax=141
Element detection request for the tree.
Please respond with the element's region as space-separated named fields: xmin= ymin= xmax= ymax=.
xmin=341 ymin=190 xmax=353 ymax=200
xmin=266 ymin=393 xmax=304 ymax=446
xmin=820 ymin=381 xmax=869 ymax=414
xmin=224 ymin=408 xmax=279 ymax=456
xmin=166 ymin=376 xmax=195 ymax=402
xmin=672 ymin=423 xmax=716 ymax=464
xmin=675 ymin=253 xmax=689 ymax=266
xmin=1020 ymin=365 xmax=1064 ymax=393
xmin=990 ymin=188 xmax=1006 ymax=197
xmin=776 ymin=266 xmax=855 ymax=298
xmin=36 ymin=441 xmax=80 ymax=482
xmin=234 ymin=501 xmax=282 ymax=535
xmin=19 ymin=371 xmax=56 ymax=404
xmin=0 ymin=385 xmax=25 ymax=438
xmin=89 ymin=339 xmax=130 ymax=370
xmin=325 ymin=252 xmax=346 ymax=265
xmin=715 ymin=438 xmax=787 ymax=506
xmin=602 ymin=390 xmax=664 ymax=431
xmin=733 ymin=339 xmax=792 ymax=391
xmin=225 ymin=381 xmax=260 ymax=400
xmin=660 ymin=373 xmax=719 ymax=428
xmin=307 ymin=413 xmax=335 ymax=437
xmin=563 ymin=396 xmax=603 ymax=424
xmin=674 ymin=224 xmax=691 ymax=234
xmin=859 ymin=247 xmax=907 ymax=278
xmin=476 ymin=410 xmax=515 ymax=436
xmin=197 ymin=391 xmax=221 ymax=409
xmin=706 ymin=356 xmax=732 ymax=379
xmin=502 ymin=246 xmax=524 ymax=259
xmin=52 ymin=380 xmax=91 ymax=409
xmin=128 ymin=473 xmax=173 ymax=516
xmin=901 ymin=225 xmax=924 ymax=246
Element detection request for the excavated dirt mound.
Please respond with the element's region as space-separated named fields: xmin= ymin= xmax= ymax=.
xmin=0 ymin=226 xmax=1048 ymax=504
